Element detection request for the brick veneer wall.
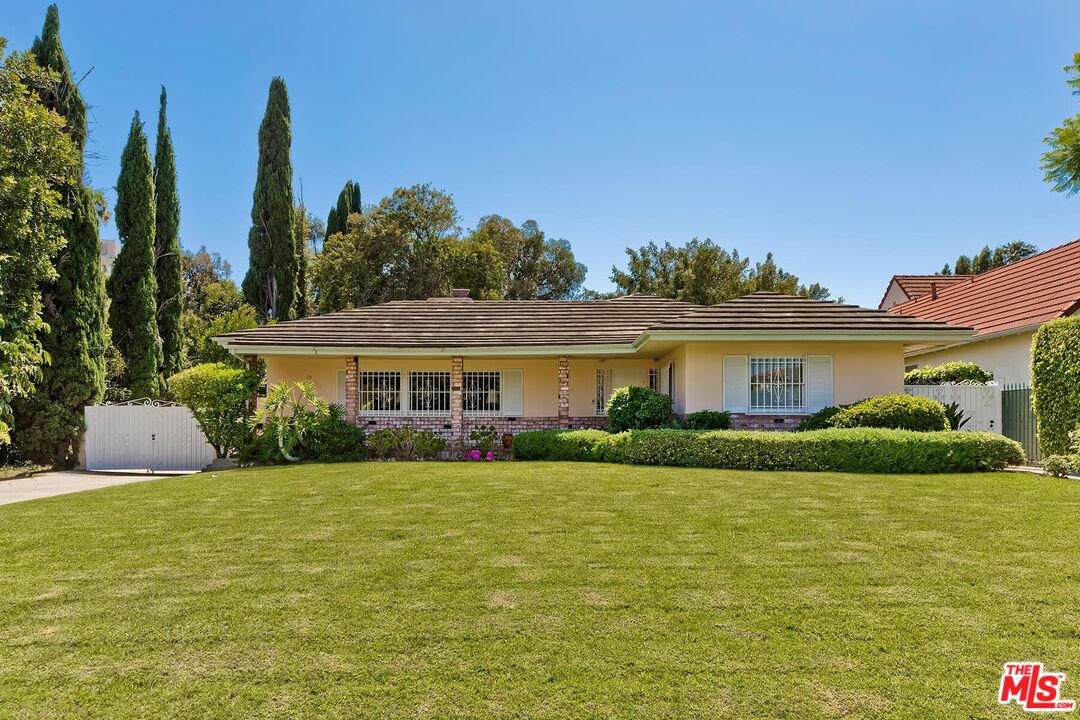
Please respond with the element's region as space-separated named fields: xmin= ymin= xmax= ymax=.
xmin=355 ymin=414 xmax=609 ymax=439
xmin=726 ymin=413 xmax=806 ymax=430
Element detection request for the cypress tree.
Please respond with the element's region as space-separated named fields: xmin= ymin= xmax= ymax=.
xmin=325 ymin=180 xmax=361 ymax=237
xmin=12 ymin=5 xmax=107 ymax=466
xmin=242 ymin=77 xmax=296 ymax=322
xmin=154 ymin=87 xmax=183 ymax=378
xmin=107 ymin=113 xmax=164 ymax=399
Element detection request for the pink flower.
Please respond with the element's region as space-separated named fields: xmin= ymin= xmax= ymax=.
xmin=485 ymin=451 xmax=494 ymax=461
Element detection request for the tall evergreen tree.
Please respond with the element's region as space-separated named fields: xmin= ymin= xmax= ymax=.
xmin=107 ymin=113 xmax=164 ymax=399
xmin=325 ymin=180 xmax=361 ymax=238
xmin=242 ymin=77 xmax=296 ymax=322
xmin=12 ymin=5 xmax=107 ymax=466
xmin=154 ymin=86 xmax=183 ymax=378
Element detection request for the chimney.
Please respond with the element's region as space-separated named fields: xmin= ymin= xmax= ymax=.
xmin=930 ymin=281 xmax=937 ymax=300
xmin=451 ymin=288 xmax=471 ymax=298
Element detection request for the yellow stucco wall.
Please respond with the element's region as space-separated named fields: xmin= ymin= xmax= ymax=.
xmin=681 ymin=341 xmax=905 ymax=413
xmin=906 ymin=331 xmax=1034 ymax=386
xmin=259 ymin=341 xmax=905 ymax=418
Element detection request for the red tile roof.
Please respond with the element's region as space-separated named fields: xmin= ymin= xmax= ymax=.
xmin=894 ymin=274 xmax=971 ymax=299
xmin=888 ymin=238 xmax=1080 ymax=338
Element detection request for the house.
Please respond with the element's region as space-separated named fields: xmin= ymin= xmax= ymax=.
xmin=214 ymin=291 xmax=970 ymax=438
xmin=887 ymin=238 xmax=1080 ymax=385
xmin=878 ymin=274 xmax=972 ymax=310
xmin=99 ymin=239 xmax=119 ymax=276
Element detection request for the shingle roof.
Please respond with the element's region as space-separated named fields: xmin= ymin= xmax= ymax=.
xmin=217 ymin=292 xmax=969 ymax=351
xmin=217 ymin=294 xmax=701 ymax=348
xmin=888 ymin=238 xmax=1080 ymax=338
xmin=649 ymin=292 xmax=971 ymax=333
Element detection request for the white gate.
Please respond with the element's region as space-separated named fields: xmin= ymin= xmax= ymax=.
xmin=903 ymin=383 xmax=1002 ymax=434
xmin=84 ymin=401 xmax=216 ymax=471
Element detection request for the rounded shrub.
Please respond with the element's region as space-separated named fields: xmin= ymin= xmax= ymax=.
xmin=1031 ymin=317 xmax=1080 ymax=456
xmin=683 ymin=410 xmax=732 ymax=430
xmin=904 ymin=361 xmax=992 ymax=385
xmin=605 ymin=386 xmax=674 ymax=433
xmin=796 ymin=405 xmax=847 ymax=431
xmin=829 ymin=394 xmax=949 ymax=432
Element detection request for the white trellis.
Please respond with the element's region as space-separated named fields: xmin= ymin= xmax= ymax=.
xmin=903 ymin=383 xmax=1002 ymax=434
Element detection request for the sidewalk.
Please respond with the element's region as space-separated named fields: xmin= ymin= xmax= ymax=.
xmin=0 ymin=470 xmax=195 ymax=506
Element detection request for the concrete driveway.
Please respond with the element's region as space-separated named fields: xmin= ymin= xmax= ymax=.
xmin=0 ymin=470 xmax=196 ymax=506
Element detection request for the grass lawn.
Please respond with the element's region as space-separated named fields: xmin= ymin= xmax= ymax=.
xmin=1 ymin=463 xmax=1078 ymax=719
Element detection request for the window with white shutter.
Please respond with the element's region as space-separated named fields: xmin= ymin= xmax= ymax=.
xmin=723 ymin=355 xmax=749 ymax=413
xmin=502 ymin=369 xmax=524 ymax=416
xmin=806 ymin=355 xmax=833 ymax=413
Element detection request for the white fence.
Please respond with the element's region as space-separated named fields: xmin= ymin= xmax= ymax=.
xmin=84 ymin=401 xmax=216 ymax=472
xmin=903 ymin=383 xmax=1002 ymax=434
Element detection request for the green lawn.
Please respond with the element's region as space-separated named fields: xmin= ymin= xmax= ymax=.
xmin=1 ymin=463 xmax=1078 ymax=719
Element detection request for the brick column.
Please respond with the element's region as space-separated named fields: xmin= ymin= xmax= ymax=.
xmin=345 ymin=356 xmax=359 ymax=425
xmin=241 ymin=354 xmax=259 ymax=411
xmin=451 ymin=356 xmax=464 ymax=440
xmin=557 ymin=356 xmax=570 ymax=428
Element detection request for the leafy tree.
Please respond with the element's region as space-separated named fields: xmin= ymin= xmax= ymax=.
xmin=181 ymin=246 xmax=258 ymax=367
xmin=953 ymin=255 xmax=973 ymax=275
xmin=168 ymin=363 xmax=258 ymax=458
xmin=611 ymin=239 xmax=831 ymax=304
xmin=107 ymin=113 xmax=164 ymax=399
xmin=325 ymin=179 xmax=361 ymax=239
xmin=378 ymin=184 xmax=460 ymax=299
xmin=1042 ymin=52 xmax=1080 ymax=196
xmin=440 ymin=235 xmax=505 ymax=300
xmin=468 ymin=216 xmax=587 ymax=300
xmin=153 ymin=87 xmax=183 ymax=378
xmin=182 ymin=245 xmax=232 ymax=308
xmin=0 ymin=38 xmax=79 ymax=444
xmin=292 ymin=202 xmax=314 ymax=317
xmin=971 ymin=245 xmax=993 ymax=274
xmin=242 ymin=77 xmax=296 ymax=322
xmin=945 ymin=241 xmax=1036 ymax=277
xmin=11 ymin=6 xmax=108 ymax=465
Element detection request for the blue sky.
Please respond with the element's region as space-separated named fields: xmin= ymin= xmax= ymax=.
xmin=6 ymin=1 xmax=1080 ymax=307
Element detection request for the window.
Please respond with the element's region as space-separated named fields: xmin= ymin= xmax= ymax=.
xmin=648 ymin=368 xmax=659 ymax=392
xmin=358 ymin=371 xmax=401 ymax=414
xmin=408 ymin=371 xmax=450 ymax=415
xmin=595 ymin=369 xmax=610 ymax=415
xmin=464 ymin=371 xmax=501 ymax=415
xmin=749 ymin=357 xmax=804 ymax=414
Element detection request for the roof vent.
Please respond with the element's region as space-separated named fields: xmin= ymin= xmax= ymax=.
xmin=451 ymin=288 xmax=471 ymax=298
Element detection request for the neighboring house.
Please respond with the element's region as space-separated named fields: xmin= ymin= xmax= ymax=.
xmin=215 ymin=291 xmax=970 ymax=438
xmin=888 ymin=238 xmax=1080 ymax=385
xmin=99 ymin=239 xmax=119 ymax=276
xmin=878 ymin=274 xmax=972 ymax=310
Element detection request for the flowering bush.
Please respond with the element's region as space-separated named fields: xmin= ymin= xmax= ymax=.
xmin=463 ymin=449 xmax=495 ymax=461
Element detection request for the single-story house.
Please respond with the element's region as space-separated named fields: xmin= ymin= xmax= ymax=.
xmin=215 ymin=291 xmax=970 ymax=438
xmin=878 ymin=274 xmax=972 ymax=311
xmin=888 ymin=238 xmax=1080 ymax=385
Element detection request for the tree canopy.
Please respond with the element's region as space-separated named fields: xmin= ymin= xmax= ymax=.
xmin=939 ymin=241 xmax=1037 ymax=276
xmin=609 ymin=239 xmax=832 ymax=305
xmin=1042 ymin=52 xmax=1080 ymax=196
xmin=154 ymin=87 xmax=183 ymax=378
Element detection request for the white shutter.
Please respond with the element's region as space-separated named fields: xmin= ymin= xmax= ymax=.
xmin=336 ymin=370 xmax=347 ymax=406
xmin=723 ymin=355 xmax=749 ymax=413
xmin=806 ymin=355 xmax=833 ymax=413
xmin=502 ymin=369 xmax=523 ymax=416
xmin=660 ymin=363 xmax=671 ymax=396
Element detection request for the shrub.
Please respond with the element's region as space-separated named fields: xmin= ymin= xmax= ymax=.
xmin=942 ymin=401 xmax=970 ymax=431
xmin=247 ymin=381 xmax=330 ymax=463
xmin=683 ymin=410 xmax=732 ymax=430
xmin=1043 ymin=454 xmax=1080 ymax=477
xmin=366 ymin=427 xmax=447 ymax=460
xmin=168 ymin=363 xmax=259 ymax=458
xmin=301 ymin=405 xmax=366 ymax=462
xmin=511 ymin=428 xmax=1024 ymax=473
xmin=796 ymin=405 xmax=847 ymax=431
xmin=469 ymin=425 xmax=499 ymax=454
xmin=1031 ymin=317 xmax=1080 ymax=455
xmin=605 ymin=386 xmax=674 ymax=433
xmin=904 ymin=361 xmax=992 ymax=385
xmin=830 ymin=394 xmax=948 ymax=432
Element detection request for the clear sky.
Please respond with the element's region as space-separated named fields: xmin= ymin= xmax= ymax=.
xmin=6 ymin=1 xmax=1080 ymax=307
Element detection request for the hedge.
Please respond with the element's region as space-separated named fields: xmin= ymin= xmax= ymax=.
xmin=904 ymin=361 xmax=992 ymax=385
xmin=830 ymin=394 xmax=949 ymax=432
xmin=511 ymin=428 xmax=1024 ymax=473
xmin=1031 ymin=317 xmax=1080 ymax=456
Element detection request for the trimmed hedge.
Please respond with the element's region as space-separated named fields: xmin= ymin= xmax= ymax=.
xmin=605 ymin=386 xmax=675 ymax=432
xmin=683 ymin=410 xmax=732 ymax=430
xmin=1031 ymin=317 xmax=1080 ymax=456
xmin=512 ymin=428 xmax=1024 ymax=473
xmin=830 ymin=394 xmax=948 ymax=432
xmin=904 ymin=361 xmax=992 ymax=385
